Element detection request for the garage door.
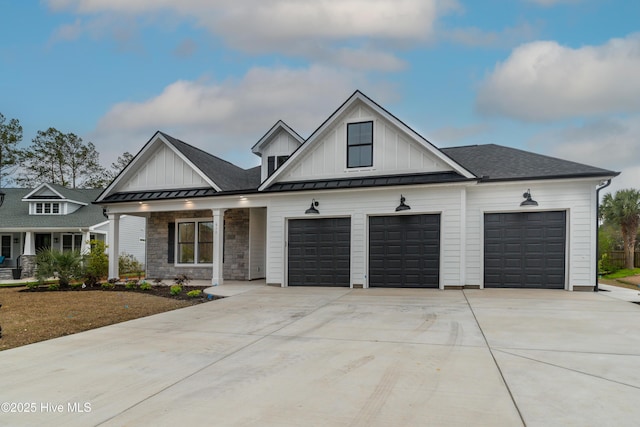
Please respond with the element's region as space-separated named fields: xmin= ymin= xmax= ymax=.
xmin=484 ymin=211 xmax=566 ymax=289
xmin=288 ymin=218 xmax=351 ymax=286
xmin=369 ymin=214 xmax=440 ymax=288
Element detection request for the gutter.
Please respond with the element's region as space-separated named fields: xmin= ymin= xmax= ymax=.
xmin=594 ymin=179 xmax=612 ymax=292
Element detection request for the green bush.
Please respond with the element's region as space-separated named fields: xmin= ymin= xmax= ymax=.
xmin=47 ymin=283 xmax=60 ymax=291
xmin=85 ymin=240 xmax=108 ymax=285
xmin=69 ymin=282 xmax=82 ymax=290
xmin=101 ymin=282 xmax=115 ymax=290
xmin=139 ymin=281 xmax=152 ymax=291
xmin=36 ymin=248 xmax=84 ymax=288
xmin=119 ymin=253 xmax=144 ymax=277
xmin=125 ymin=280 xmax=138 ymax=290
xmin=170 ymin=285 xmax=182 ymax=296
xmin=186 ymin=290 xmax=202 ymax=298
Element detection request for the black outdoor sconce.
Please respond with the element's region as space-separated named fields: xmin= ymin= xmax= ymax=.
xmin=305 ymin=199 xmax=320 ymax=214
xmin=0 ymin=190 xmax=5 ymax=208
xmin=395 ymin=194 xmax=411 ymax=212
xmin=521 ymin=189 xmax=538 ymax=206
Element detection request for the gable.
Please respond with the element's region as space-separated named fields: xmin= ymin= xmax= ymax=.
xmin=277 ymin=101 xmax=456 ymax=182
xmin=115 ymin=143 xmax=210 ymax=192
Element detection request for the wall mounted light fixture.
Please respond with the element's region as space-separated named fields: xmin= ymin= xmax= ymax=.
xmin=305 ymin=199 xmax=320 ymax=214
xmin=521 ymin=189 xmax=538 ymax=206
xmin=13 ymin=238 xmax=18 ymax=244
xmin=0 ymin=190 xmax=5 ymax=208
xmin=395 ymin=195 xmax=411 ymax=212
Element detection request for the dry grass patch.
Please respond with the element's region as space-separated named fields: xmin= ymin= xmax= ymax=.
xmin=0 ymin=287 xmax=203 ymax=351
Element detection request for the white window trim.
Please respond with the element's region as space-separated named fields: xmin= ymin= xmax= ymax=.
xmin=1 ymin=234 xmax=13 ymax=260
xmin=31 ymin=201 xmax=63 ymax=215
xmin=175 ymin=217 xmax=214 ymax=267
xmin=61 ymin=233 xmax=83 ymax=252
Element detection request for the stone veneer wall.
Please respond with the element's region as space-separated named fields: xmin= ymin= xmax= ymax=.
xmin=146 ymin=209 xmax=250 ymax=281
xmin=21 ymin=255 xmax=36 ymax=278
xmin=223 ymin=209 xmax=250 ymax=280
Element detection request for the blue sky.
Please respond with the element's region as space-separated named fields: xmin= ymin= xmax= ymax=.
xmin=1 ymin=0 xmax=638 ymax=193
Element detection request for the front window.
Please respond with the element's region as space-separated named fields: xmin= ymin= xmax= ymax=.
xmin=347 ymin=121 xmax=373 ymax=168
xmin=177 ymin=219 xmax=213 ymax=265
xmin=33 ymin=202 xmax=61 ymax=215
xmin=62 ymin=234 xmax=83 ymax=252
xmin=1 ymin=235 xmax=11 ymax=258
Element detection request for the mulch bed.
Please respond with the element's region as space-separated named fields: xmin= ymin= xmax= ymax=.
xmin=19 ymin=284 xmax=221 ymax=302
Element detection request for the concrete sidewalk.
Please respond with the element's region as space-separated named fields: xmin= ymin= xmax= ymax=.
xmin=0 ymin=287 xmax=638 ymax=426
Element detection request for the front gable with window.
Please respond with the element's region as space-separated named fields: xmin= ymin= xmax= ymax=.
xmin=22 ymin=183 xmax=88 ymax=216
xmin=260 ymin=92 xmax=474 ymax=190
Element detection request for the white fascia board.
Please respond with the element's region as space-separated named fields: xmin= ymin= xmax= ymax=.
xmin=251 ymin=120 xmax=304 ymax=155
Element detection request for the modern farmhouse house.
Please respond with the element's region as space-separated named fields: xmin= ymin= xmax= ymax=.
xmin=95 ymin=91 xmax=618 ymax=291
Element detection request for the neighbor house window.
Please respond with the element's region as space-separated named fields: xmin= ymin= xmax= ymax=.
xmin=62 ymin=234 xmax=83 ymax=252
xmin=176 ymin=219 xmax=213 ymax=265
xmin=267 ymin=155 xmax=289 ymax=177
xmin=1 ymin=235 xmax=11 ymax=259
xmin=33 ymin=202 xmax=61 ymax=215
xmin=347 ymin=121 xmax=373 ymax=168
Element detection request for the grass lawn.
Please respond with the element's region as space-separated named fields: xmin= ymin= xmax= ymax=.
xmin=600 ymin=268 xmax=640 ymax=290
xmin=0 ymin=285 xmax=210 ymax=351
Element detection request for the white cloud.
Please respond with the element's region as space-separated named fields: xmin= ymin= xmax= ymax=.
xmin=528 ymin=116 xmax=640 ymax=194
xmin=476 ymin=34 xmax=640 ymax=121
xmin=92 ymin=65 xmax=396 ymax=167
xmin=46 ymin=0 xmax=457 ymax=70
xmin=444 ymin=22 xmax=538 ymax=48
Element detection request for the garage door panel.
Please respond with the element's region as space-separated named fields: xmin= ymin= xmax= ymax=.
xmin=484 ymin=211 xmax=565 ymax=289
xmin=288 ymin=218 xmax=351 ymax=287
xmin=369 ymin=214 xmax=440 ymax=288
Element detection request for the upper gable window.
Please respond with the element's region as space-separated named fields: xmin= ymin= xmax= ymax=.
xmin=267 ymin=155 xmax=289 ymax=177
xmin=347 ymin=121 xmax=373 ymax=168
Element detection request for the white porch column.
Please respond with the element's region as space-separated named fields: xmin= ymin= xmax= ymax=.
xmin=23 ymin=231 xmax=35 ymax=256
xmin=211 ymin=209 xmax=226 ymax=286
xmin=108 ymin=213 xmax=121 ymax=280
xmin=81 ymin=230 xmax=91 ymax=255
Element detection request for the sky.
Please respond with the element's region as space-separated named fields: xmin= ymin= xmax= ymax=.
xmin=1 ymin=0 xmax=638 ymax=195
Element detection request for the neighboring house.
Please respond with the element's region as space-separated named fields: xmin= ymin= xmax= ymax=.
xmin=0 ymin=183 xmax=146 ymax=280
xmin=96 ymin=91 xmax=619 ymax=291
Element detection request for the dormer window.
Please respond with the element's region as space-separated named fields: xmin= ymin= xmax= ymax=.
xmin=347 ymin=121 xmax=373 ymax=168
xmin=267 ymin=155 xmax=289 ymax=177
xmin=34 ymin=202 xmax=61 ymax=215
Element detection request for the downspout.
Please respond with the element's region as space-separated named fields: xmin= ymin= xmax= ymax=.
xmin=594 ymin=179 xmax=612 ymax=292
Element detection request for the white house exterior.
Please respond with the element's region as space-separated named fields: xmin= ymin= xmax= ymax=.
xmin=96 ymin=91 xmax=618 ymax=291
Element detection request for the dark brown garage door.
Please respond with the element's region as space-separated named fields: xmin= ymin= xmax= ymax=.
xmin=369 ymin=214 xmax=440 ymax=288
xmin=288 ymin=218 xmax=351 ymax=286
xmin=484 ymin=211 xmax=566 ymax=289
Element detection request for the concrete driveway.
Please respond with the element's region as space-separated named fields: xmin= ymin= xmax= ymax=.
xmin=0 ymin=286 xmax=639 ymax=426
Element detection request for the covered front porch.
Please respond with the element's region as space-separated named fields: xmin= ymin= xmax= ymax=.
xmin=107 ymin=206 xmax=266 ymax=286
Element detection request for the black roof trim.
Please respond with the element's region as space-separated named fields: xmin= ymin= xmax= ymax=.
xmin=99 ymin=187 xmax=218 ymax=203
xmin=263 ymin=171 xmax=471 ymax=193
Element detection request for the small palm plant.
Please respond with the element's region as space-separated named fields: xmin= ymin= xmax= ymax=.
xmin=36 ymin=248 xmax=85 ymax=288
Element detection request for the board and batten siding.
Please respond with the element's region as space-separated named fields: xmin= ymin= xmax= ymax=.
xmin=264 ymin=184 xmax=465 ymax=288
xmin=248 ymin=208 xmax=266 ymax=280
xmin=464 ymin=180 xmax=598 ymax=290
xmin=259 ymin=130 xmax=302 ymax=182
xmin=118 ymin=144 xmax=209 ymax=192
xmin=279 ymin=103 xmax=454 ymax=182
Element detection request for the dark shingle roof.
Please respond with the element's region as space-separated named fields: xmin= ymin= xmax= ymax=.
xmin=160 ymin=132 xmax=260 ymax=191
xmin=0 ymin=187 xmax=105 ymax=229
xmin=441 ymin=144 xmax=618 ymax=181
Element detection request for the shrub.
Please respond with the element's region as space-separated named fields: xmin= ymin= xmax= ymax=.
xmin=101 ymin=282 xmax=115 ymax=290
xmin=36 ymin=248 xmax=84 ymax=288
xmin=125 ymin=280 xmax=138 ymax=290
xmin=25 ymin=282 xmax=40 ymax=290
xmin=47 ymin=283 xmax=60 ymax=291
xmin=69 ymin=282 xmax=82 ymax=290
xmin=119 ymin=253 xmax=144 ymax=277
xmin=170 ymin=285 xmax=182 ymax=296
xmin=139 ymin=281 xmax=152 ymax=291
xmin=186 ymin=290 xmax=202 ymax=298
xmin=85 ymin=240 xmax=108 ymax=284
xmin=174 ymin=274 xmax=190 ymax=286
